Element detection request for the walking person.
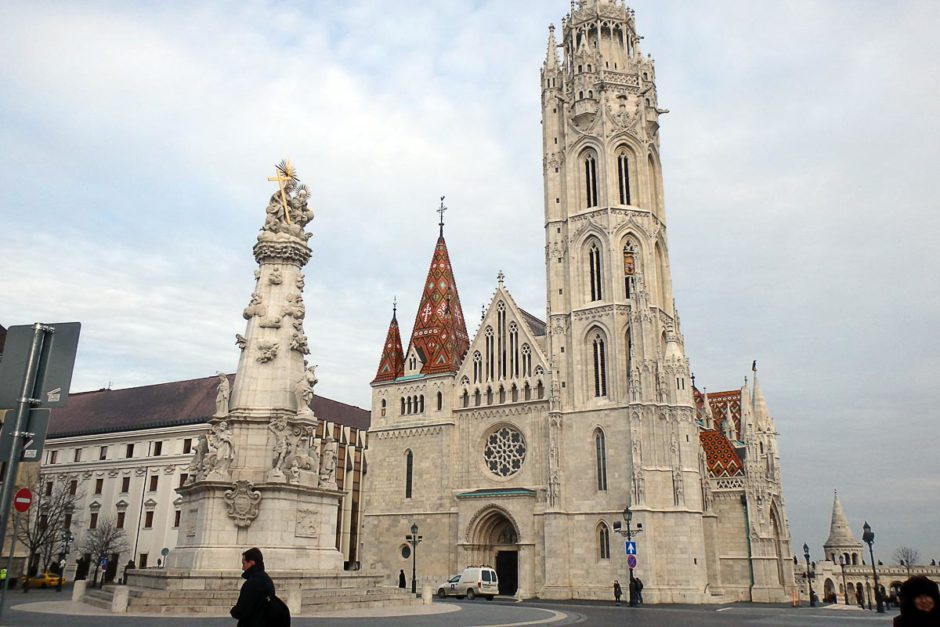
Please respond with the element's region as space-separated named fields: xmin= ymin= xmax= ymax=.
xmin=635 ymin=577 xmax=644 ymax=605
xmin=613 ymin=579 xmax=622 ymax=606
xmin=230 ymin=547 xmax=275 ymax=627
xmin=399 ymin=569 xmax=406 ymax=589
xmin=628 ymin=575 xmax=639 ymax=607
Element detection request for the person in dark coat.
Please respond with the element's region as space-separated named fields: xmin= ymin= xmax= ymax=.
xmin=628 ymin=576 xmax=639 ymax=607
xmin=230 ymin=547 xmax=275 ymax=627
xmin=613 ymin=579 xmax=622 ymax=605
xmin=399 ymin=569 xmax=406 ymax=588
xmin=893 ymin=576 xmax=940 ymax=627
xmin=635 ymin=577 xmax=644 ymax=605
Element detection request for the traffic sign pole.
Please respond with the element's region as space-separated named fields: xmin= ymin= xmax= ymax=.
xmin=0 ymin=324 xmax=49 ymax=626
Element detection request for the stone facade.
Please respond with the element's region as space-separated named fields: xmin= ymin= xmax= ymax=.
xmin=361 ymin=0 xmax=796 ymax=603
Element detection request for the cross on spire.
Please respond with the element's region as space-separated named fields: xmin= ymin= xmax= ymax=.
xmin=437 ymin=195 xmax=447 ymax=236
xmin=393 ymin=296 xmax=397 ymax=316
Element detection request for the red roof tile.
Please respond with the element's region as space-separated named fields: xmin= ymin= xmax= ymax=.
xmin=699 ymin=429 xmax=744 ymax=477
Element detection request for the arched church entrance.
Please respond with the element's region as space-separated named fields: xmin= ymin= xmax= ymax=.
xmin=468 ymin=508 xmax=520 ymax=596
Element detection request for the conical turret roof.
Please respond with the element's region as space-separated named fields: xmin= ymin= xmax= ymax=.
xmin=406 ymin=234 xmax=470 ymax=375
xmin=824 ymin=491 xmax=863 ymax=548
xmin=372 ymin=304 xmax=405 ymax=384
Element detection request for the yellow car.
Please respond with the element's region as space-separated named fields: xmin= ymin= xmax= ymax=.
xmin=26 ymin=572 xmax=65 ymax=588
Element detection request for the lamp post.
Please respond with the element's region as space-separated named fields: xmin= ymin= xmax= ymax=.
xmin=861 ymin=522 xmax=884 ymax=613
xmin=405 ymin=522 xmax=422 ymax=595
xmin=803 ymin=543 xmax=816 ymax=607
xmin=839 ymin=555 xmax=848 ymax=605
xmin=56 ymin=505 xmax=75 ymax=593
xmin=613 ymin=506 xmax=643 ymax=606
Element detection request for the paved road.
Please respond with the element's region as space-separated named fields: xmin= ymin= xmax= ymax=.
xmin=0 ymin=588 xmax=901 ymax=626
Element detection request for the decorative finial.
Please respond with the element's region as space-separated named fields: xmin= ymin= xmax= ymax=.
xmin=497 ymin=270 xmax=505 ymax=287
xmin=267 ymin=159 xmax=298 ymax=224
xmin=437 ymin=195 xmax=447 ymax=236
xmin=393 ymin=296 xmax=397 ymax=316
xmin=481 ymin=304 xmax=485 ymax=321
xmin=691 ymin=373 xmax=696 ymax=388
xmin=752 ymin=359 xmax=757 ymax=372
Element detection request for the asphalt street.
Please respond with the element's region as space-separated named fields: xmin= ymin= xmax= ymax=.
xmin=0 ymin=588 xmax=901 ymax=626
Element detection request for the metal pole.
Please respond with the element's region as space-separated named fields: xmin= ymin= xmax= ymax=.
xmin=0 ymin=324 xmax=48 ymax=626
xmin=411 ymin=541 xmax=417 ymax=595
xmin=867 ymin=542 xmax=884 ymax=613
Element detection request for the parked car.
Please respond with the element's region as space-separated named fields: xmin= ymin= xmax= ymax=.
xmin=443 ymin=566 xmax=498 ymax=600
xmin=26 ymin=572 xmax=64 ymax=588
xmin=436 ymin=574 xmax=462 ymax=598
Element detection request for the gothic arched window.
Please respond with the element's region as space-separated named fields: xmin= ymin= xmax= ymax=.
xmin=592 ymin=333 xmax=608 ymax=397
xmin=400 ymin=397 xmax=405 ymax=415
xmin=618 ymin=150 xmax=631 ymax=205
xmin=521 ymin=344 xmax=532 ymax=377
xmin=595 ymin=428 xmax=608 ymax=491
xmin=623 ymin=242 xmax=637 ymax=298
xmin=380 ymin=398 xmax=386 ymax=417
xmin=462 ymin=390 xmax=469 ymax=408
xmin=584 ymin=153 xmax=598 ymax=208
xmin=588 ymin=241 xmax=603 ymax=301
xmin=473 ymin=351 xmax=482 ymax=384
xmin=405 ymin=450 xmax=413 ymax=498
xmin=437 ymin=391 xmax=443 ymax=411
xmin=485 ymin=326 xmax=495 ymax=381
xmin=598 ymin=523 xmax=611 ymax=560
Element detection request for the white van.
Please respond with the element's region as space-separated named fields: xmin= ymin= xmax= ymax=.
xmin=453 ymin=566 xmax=499 ymax=600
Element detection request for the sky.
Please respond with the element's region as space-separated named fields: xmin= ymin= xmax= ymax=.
xmin=1 ymin=1 xmax=938 ymax=565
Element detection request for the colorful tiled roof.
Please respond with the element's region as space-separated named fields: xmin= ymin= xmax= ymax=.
xmin=707 ymin=389 xmax=742 ymax=441
xmin=47 ymin=374 xmax=370 ymax=437
xmin=406 ymin=235 xmax=470 ymax=375
xmin=372 ymin=309 xmax=405 ymax=383
xmin=699 ymin=429 xmax=744 ymax=477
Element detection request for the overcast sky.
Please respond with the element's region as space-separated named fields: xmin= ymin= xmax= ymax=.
xmin=1 ymin=1 xmax=937 ymax=565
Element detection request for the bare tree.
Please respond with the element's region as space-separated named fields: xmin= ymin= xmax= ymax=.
xmin=894 ymin=546 xmax=920 ymax=575
xmin=79 ymin=516 xmax=129 ymax=585
xmin=15 ymin=474 xmax=83 ymax=575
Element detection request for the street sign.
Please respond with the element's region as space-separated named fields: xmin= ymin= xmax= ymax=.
xmin=627 ymin=555 xmax=637 ymax=569
xmin=0 ymin=409 xmax=50 ymax=462
xmin=0 ymin=322 xmax=81 ymax=410
xmin=625 ymin=541 xmax=637 ymax=555
xmin=13 ymin=488 xmax=32 ymax=513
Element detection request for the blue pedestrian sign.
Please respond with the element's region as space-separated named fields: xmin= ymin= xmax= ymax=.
xmin=625 ymin=541 xmax=637 ymax=555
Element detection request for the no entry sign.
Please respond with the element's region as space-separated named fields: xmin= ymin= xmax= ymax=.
xmin=13 ymin=488 xmax=32 ymax=513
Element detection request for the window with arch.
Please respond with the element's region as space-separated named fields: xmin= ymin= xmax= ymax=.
xmin=655 ymin=242 xmax=668 ymax=310
xmin=536 ymin=380 xmax=545 ymax=399
xmin=598 ymin=523 xmax=611 ymax=560
xmin=623 ymin=242 xmax=637 ymax=298
xmin=380 ymin=398 xmax=386 ymax=417
xmin=473 ymin=351 xmax=482 ymax=384
xmin=594 ymin=428 xmax=608 ymax=491
xmin=524 ymin=382 xmax=531 ymax=401
xmin=418 ymin=395 xmax=424 ymax=413
xmin=405 ymin=450 xmax=413 ymax=498
xmin=496 ymin=302 xmax=507 ymax=380
xmin=617 ymin=150 xmax=631 ymax=205
xmin=486 ymin=387 xmax=494 ymax=405
xmin=508 ymin=321 xmax=519 ymax=378
xmin=406 ymin=397 xmax=412 ymax=414
xmin=583 ymin=152 xmax=598 ymax=208
xmin=521 ymin=344 xmax=532 ymax=377
xmin=474 ymin=389 xmax=481 ymax=406
xmin=588 ymin=241 xmax=603 ymax=301
xmin=462 ymin=390 xmax=469 ymax=408
xmin=592 ymin=332 xmax=608 ymax=397
xmin=400 ymin=397 xmax=405 ymax=415
xmin=499 ymin=386 xmax=506 ymax=404
xmin=511 ymin=384 xmax=518 ymax=402
xmin=485 ymin=326 xmax=495 ymax=381
xmin=437 ymin=391 xmax=443 ymax=411
xmin=648 ymin=153 xmax=660 ymax=215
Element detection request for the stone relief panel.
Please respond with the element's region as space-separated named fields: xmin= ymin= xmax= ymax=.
xmin=295 ymin=507 xmax=319 ymax=539
xmin=223 ymin=480 xmax=262 ymax=528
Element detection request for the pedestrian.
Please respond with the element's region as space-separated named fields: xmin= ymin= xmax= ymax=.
xmin=399 ymin=569 xmax=406 ymax=589
xmin=628 ymin=575 xmax=638 ymax=607
xmin=613 ymin=579 xmax=622 ymax=605
xmin=230 ymin=547 xmax=275 ymax=627
xmin=893 ymin=575 xmax=940 ymax=627
xmin=635 ymin=577 xmax=644 ymax=605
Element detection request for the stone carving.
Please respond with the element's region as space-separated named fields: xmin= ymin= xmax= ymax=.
xmin=484 ymin=426 xmax=527 ymax=478
xmin=261 ymin=160 xmax=314 ymax=241
xmin=185 ymin=508 xmax=197 ymax=538
xmin=294 ymin=362 xmax=317 ymax=417
xmin=295 ymin=273 xmax=305 ymax=290
xmin=290 ymin=331 xmax=310 ymax=355
xmin=223 ymin=480 xmax=262 ymax=528
xmin=268 ymin=266 xmax=283 ymax=285
xmin=205 ymin=421 xmax=235 ymax=480
xmin=549 ymin=368 xmax=561 ymax=412
xmin=267 ymin=417 xmax=290 ymax=478
xmin=235 ymin=334 xmax=247 ymax=350
xmin=319 ymin=437 xmax=338 ymax=489
xmin=634 ymin=469 xmax=645 ymax=504
xmin=258 ymin=312 xmax=283 ymax=329
xmin=213 ymin=372 xmax=230 ymax=418
xmin=243 ymin=292 xmax=265 ymax=319
xmin=186 ymin=435 xmax=209 ymax=483
xmin=283 ymin=293 xmax=305 ymax=320
xmin=547 ymin=414 xmax=562 ymax=507
xmin=673 ymin=469 xmax=684 ymax=506
xmin=295 ymin=507 xmax=319 ymax=538
xmin=285 ymin=428 xmax=319 ymax=472
xmin=256 ymin=340 xmax=279 ymax=363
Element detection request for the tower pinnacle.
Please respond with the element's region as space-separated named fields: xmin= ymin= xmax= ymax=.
xmin=437 ymin=195 xmax=447 ymax=236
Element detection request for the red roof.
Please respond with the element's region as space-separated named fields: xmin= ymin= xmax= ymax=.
xmin=707 ymin=389 xmax=742 ymax=441
xmin=47 ymin=373 xmax=370 ymax=437
xmin=699 ymin=430 xmax=744 ymax=477
xmin=373 ymin=310 xmax=405 ymax=383
xmin=406 ymin=235 xmax=470 ymax=375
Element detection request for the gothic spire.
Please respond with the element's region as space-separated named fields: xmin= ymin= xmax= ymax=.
xmin=372 ymin=299 xmax=405 ymax=384
xmin=544 ymin=24 xmax=559 ymax=70
xmin=405 ymin=229 xmax=470 ymax=375
xmin=824 ymin=490 xmax=863 ymax=549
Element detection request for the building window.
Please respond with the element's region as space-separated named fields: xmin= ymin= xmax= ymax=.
xmin=89 ymin=513 xmax=98 ymax=529
xmin=99 ymin=446 xmax=108 ymax=460
xmin=462 ymin=391 xmax=469 ymax=408
xmin=95 ymin=479 xmax=103 ymax=495
xmin=139 ymin=553 xmax=148 ymax=568
xmin=44 ymin=481 xmax=53 ymax=497
xmin=436 ymin=391 xmax=443 ymax=411
xmin=623 ymin=243 xmax=637 ymax=298
xmin=63 ymin=513 xmax=72 ymax=529
xmin=584 ymin=153 xmax=598 ymax=208
xmin=68 ymin=480 xmax=77 ymax=496
xmin=182 ymin=438 xmax=192 ymax=454
xmin=405 ymin=450 xmax=413 ymax=499
xmin=149 ymin=476 xmax=159 ymax=492
xmin=589 ymin=242 xmax=603 ymax=301
xmin=125 ymin=444 xmax=134 ymax=459
xmin=474 ymin=390 xmax=481 ymax=406
xmin=48 ymin=450 xmax=58 ymax=464
xmin=179 ymin=474 xmax=188 ymax=488
xmin=73 ymin=448 xmax=82 ymax=463
xmin=173 ymin=510 xmax=181 ymax=528
xmin=144 ymin=511 xmax=154 ymax=528
xmin=593 ymin=333 xmax=608 ymax=397
xmin=595 ymin=429 xmax=608 ymax=491
xmin=121 ymin=477 xmax=130 ymax=493
xmin=617 ymin=151 xmax=631 ymax=205
xmin=117 ymin=512 xmax=126 ymax=529
xmin=400 ymin=545 xmax=411 ymax=560
xmin=598 ymin=523 xmax=611 ymax=560
xmin=380 ymin=399 xmax=386 ymax=417
xmin=152 ymin=441 xmax=162 ymax=456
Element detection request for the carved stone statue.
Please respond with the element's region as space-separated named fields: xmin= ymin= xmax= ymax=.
xmin=213 ymin=372 xmax=230 ymax=418
xmin=206 ymin=421 xmax=235 ymax=480
xmin=290 ymin=331 xmax=310 ymax=355
xmin=268 ymin=417 xmax=290 ymax=477
xmin=235 ymin=334 xmax=247 ymax=350
xmin=186 ymin=434 xmax=209 ymax=482
xmin=268 ymin=266 xmax=283 ymax=285
xmin=319 ymin=437 xmax=337 ymax=489
xmin=283 ymin=293 xmax=305 ymax=320
xmin=256 ymin=340 xmax=279 ymax=363
xmin=243 ymin=292 xmax=265 ymax=319
xmin=294 ymin=363 xmax=318 ymax=417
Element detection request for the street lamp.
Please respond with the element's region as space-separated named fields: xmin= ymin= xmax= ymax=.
xmin=803 ymin=543 xmax=816 ymax=607
xmin=838 ymin=555 xmax=848 ymax=605
xmin=405 ymin=522 xmax=422 ymax=595
xmin=612 ymin=506 xmax=644 ymax=605
xmin=861 ymin=522 xmax=884 ymax=613
xmin=56 ymin=505 xmax=75 ymax=593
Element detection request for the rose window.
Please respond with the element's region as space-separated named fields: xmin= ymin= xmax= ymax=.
xmin=484 ymin=426 xmax=526 ymax=477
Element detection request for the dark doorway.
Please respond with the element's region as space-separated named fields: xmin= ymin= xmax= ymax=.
xmin=495 ymin=551 xmax=518 ymax=595
xmin=105 ymin=553 xmax=120 ymax=583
